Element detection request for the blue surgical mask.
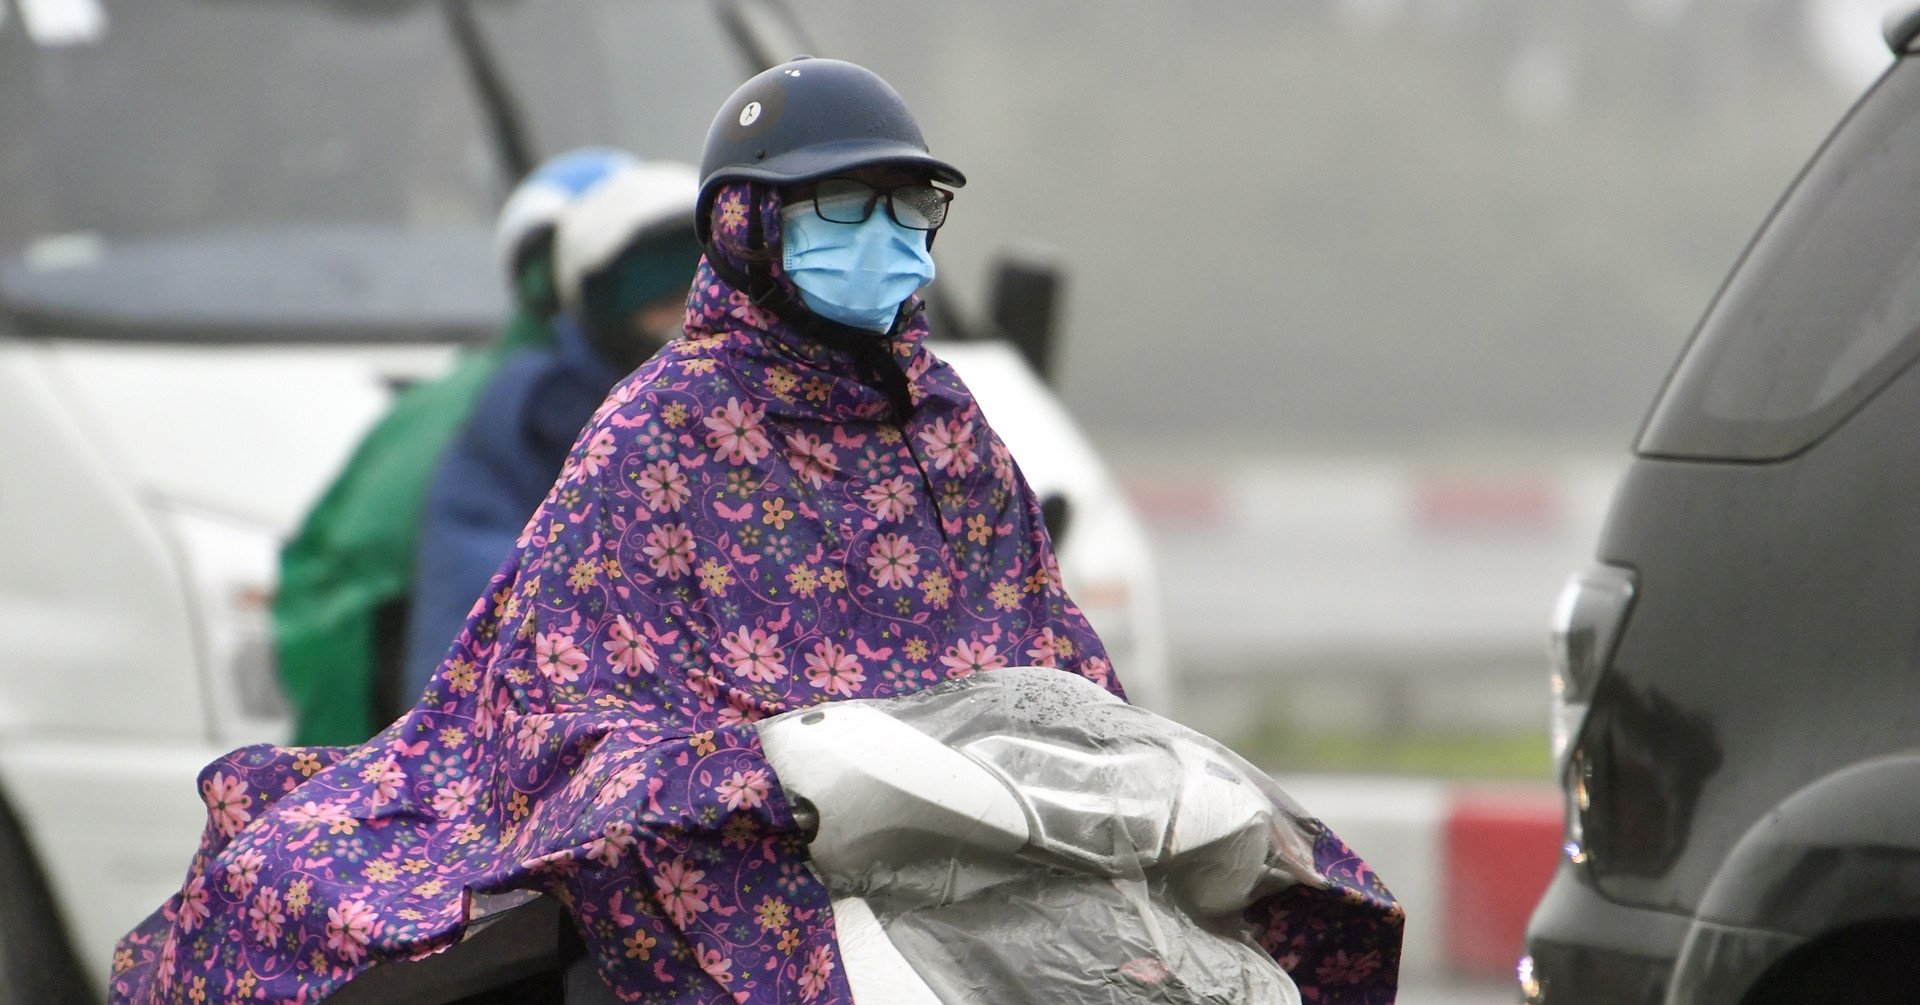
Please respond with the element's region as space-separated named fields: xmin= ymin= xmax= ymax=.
xmin=781 ymin=207 xmax=936 ymax=332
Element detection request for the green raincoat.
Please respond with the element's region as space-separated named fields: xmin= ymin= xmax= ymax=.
xmin=272 ymin=308 xmax=550 ymax=745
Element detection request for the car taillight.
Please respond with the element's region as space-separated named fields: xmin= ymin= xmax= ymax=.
xmin=1548 ymin=564 xmax=1635 ymax=865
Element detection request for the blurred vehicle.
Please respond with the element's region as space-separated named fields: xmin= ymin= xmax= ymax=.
xmin=0 ymin=0 xmax=1166 ymax=998
xmin=1522 ymin=6 xmax=1920 ymax=1003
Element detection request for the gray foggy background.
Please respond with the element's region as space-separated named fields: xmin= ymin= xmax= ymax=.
xmin=796 ymin=0 xmax=1861 ymax=455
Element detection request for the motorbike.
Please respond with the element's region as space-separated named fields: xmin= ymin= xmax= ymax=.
xmin=325 ymin=668 xmax=1330 ymax=1004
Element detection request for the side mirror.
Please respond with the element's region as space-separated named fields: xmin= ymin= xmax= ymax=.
xmin=986 ymin=245 xmax=1067 ymax=385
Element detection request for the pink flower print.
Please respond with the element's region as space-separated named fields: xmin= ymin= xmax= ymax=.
xmin=535 ymin=632 xmax=587 ymax=684
xmin=176 ymin=875 xmax=210 ymax=933
xmin=594 ymin=763 xmax=646 ymax=808
xmin=279 ymin=799 xmax=353 ymax=829
xmin=686 ymin=665 xmax=722 ymax=703
xmin=200 ymin=771 xmax=253 ymax=838
xmin=783 ymin=431 xmax=838 ymax=489
xmin=803 ymin=640 xmax=866 ymax=697
xmin=592 ymin=378 xmax=641 ymax=424
xmin=694 ymin=943 xmax=734 ymax=987
xmin=917 ymin=418 xmax=978 ymax=476
xmin=866 ymin=533 xmax=920 ymax=589
xmin=719 ymin=627 xmax=786 ymax=683
xmin=585 ymin=822 xmax=637 ymax=866
xmin=577 ymin=429 xmax=618 ymax=480
xmin=1315 ymin=948 xmax=1383 ymax=987
xmin=565 ymin=759 xmax=600 ymax=802
xmin=431 ymin=776 xmax=483 ymax=819
xmin=637 ymin=460 xmax=690 ymax=513
xmin=224 ymin=849 xmax=265 ymax=898
xmin=1025 ymin=627 xmax=1064 ymax=669
xmin=249 ymin=887 xmax=285 ymax=946
xmin=326 ymin=898 xmax=378 ymax=964
xmin=941 ymin=639 xmax=1008 ymax=678
xmin=715 ymin=689 xmax=769 ymax=728
xmin=703 ymin=397 xmax=771 ymax=465
xmin=715 ymin=767 xmax=772 ymax=811
xmin=800 ymin=943 xmax=837 ymax=1001
xmin=725 ymin=291 xmax=777 ymax=330
xmin=514 ymin=715 xmax=555 ymax=758
xmin=643 ymin=523 xmax=697 ymax=578
xmin=991 ymin=440 xmax=1016 ymax=488
xmin=474 ymin=682 xmax=511 ymax=740
xmin=653 ymin=856 xmax=712 ymax=927
xmin=861 ymin=476 xmax=916 ymax=521
xmin=366 ymin=757 xmax=406 ymax=808
xmin=606 ymin=617 xmax=659 ymax=677
xmin=155 ymin=936 xmax=178 ymax=994
xmin=1081 ymin=656 xmax=1113 ymax=688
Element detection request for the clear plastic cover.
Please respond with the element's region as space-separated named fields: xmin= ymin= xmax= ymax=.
xmin=783 ymin=668 xmax=1323 ymax=1005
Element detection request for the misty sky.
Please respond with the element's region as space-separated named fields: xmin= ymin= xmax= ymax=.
xmin=796 ymin=0 xmax=1864 ymax=456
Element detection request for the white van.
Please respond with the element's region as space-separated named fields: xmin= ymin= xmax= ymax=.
xmin=0 ymin=1 xmax=1166 ymax=998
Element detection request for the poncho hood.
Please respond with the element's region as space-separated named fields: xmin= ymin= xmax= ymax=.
xmin=695 ymin=180 xmax=927 ymax=421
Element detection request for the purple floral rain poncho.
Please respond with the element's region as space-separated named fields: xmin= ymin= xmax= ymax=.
xmin=111 ymin=184 xmax=1401 ymax=1004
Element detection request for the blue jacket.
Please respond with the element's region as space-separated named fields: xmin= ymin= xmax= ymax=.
xmin=404 ymin=315 xmax=631 ymax=696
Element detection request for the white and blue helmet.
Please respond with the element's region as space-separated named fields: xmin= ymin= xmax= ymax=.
xmin=553 ymin=159 xmax=702 ymax=315
xmin=493 ymin=147 xmax=643 ymax=283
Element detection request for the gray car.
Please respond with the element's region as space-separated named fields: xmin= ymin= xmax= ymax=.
xmin=1522 ymin=5 xmax=1920 ymax=1003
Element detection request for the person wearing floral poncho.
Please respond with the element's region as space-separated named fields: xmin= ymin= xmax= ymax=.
xmin=111 ymin=57 xmax=1401 ymax=1005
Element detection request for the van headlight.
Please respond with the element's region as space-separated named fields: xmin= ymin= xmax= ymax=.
xmin=1548 ymin=564 xmax=1634 ymax=865
xmin=157 ymin=504 xmax=289 ymax=740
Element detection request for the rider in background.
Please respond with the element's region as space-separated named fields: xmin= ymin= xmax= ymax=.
xmin=402 ymin=161 xmax=704 ymax=697
xmin=273 ymin=148 xmax=639 ymax=745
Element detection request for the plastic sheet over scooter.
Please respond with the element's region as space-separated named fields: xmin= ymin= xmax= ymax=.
xmin=762 ymin=667 xmax=1350 ymax=1005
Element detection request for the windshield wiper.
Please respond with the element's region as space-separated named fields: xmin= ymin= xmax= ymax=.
xmin=716 ymin=0 xmax=816 ymax=71
xmin=440 ymin=0 xmax=533 ymax=180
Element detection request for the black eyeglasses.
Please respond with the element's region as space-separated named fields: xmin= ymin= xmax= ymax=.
xmin=792 ymin=178 xmax=954 ymax=231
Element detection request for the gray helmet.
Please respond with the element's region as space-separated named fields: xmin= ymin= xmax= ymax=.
xmin=696 ymin=57 xmax=965 ymax=243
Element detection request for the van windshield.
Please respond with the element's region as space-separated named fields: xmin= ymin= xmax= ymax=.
xmin=1639 ymin=59 xmax=1920 ymax=461
xmin=0 ymin=0 xmax=755 ymax=344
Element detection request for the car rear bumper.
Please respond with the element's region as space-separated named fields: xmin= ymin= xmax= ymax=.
xmin=1522 ymin=862 xmax=1690 ymax=1004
